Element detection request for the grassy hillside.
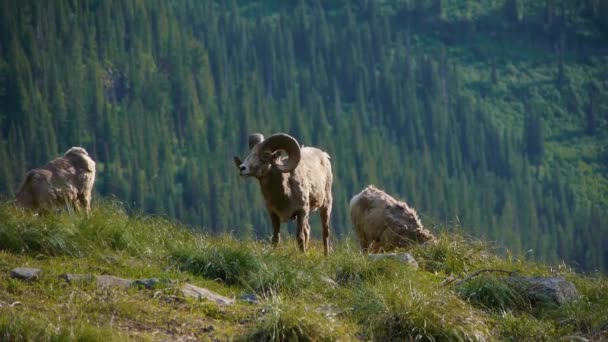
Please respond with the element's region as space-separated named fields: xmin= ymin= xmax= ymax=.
xmin=0 ymin=0 xmax=606 ymax=272
xmin=1 ymin=204 xmax=607 ymax=341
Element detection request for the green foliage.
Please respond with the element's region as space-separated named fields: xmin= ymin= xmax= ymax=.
xmin=172 ymin=240 xmax=263 ymax=286
xmin=0 ymin=201 xmax=197 ymax=258
xmin=0 ymin=205 xmax=606 ymax=340
xmin=0 ymin=0 xmax=606 ymax=273
xmin=0 ymin=309 xmax=128 ymax=342
xmin=456 ymin=275 xmax=534 ymax=312
xmin=495 ymin=312 xmax=561 ymax=342
xmin=352 ymin=274 xmax=491 ymax=341
xmin=239 ymin=297 xmax=345 ymax=342
xmin=172 ymin=239 xmax=315 ymax=295
xmin=410 ymin=231 xmax=503 ymax=276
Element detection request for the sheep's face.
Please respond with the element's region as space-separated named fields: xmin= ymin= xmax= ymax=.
xmin=234 ymin=133 xmax=301 ymax=179
xmin=65 ymin=147 xmax=90 ymax=157
xmin=64 ymin=147 xmax=96 ymax=172
xmin=234 ymin=144 xmax=279 ymax=178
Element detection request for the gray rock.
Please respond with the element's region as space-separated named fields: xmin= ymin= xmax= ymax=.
xmin=181 ymin=283 xmax=234 ymax=305
xmin=368 ymin=252 xmax=419 ymax=269
xmin=96 ymin=275 xmax=133 ymax=288
xmin=59 ymin=273 xmax=94 ymax=284
xmin=511 ymin=276 xmax=580 ymax=306
xmin=133 ymin=278 xmax=161 ymax=289
xmin=10 ymin=267 xmax=41 ymax=281
xmin=239 ymin=293 xmax=259 ymax=304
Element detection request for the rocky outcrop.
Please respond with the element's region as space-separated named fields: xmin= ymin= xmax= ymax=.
xmin=511 ymin=276 xmax=580 ymax=306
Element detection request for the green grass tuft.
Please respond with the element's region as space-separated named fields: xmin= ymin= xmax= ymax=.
xmin=456 ymin=275 xmax=533 ymax=311
xmin=0 ymin=202 xmax=198 ymax=259
xmin=495 ymin=312 xmax=561 ymax=342
xmin=172 ymin=239 xmax=317 ymax=295
xmin=239 ymin=296 xmax=343 ymax=342
xmin=352 ymin=272 xmax=491 ymax=341
xmin=172 ymin=240 xmax=262 ymax=285
xmin=410 ymin=231 xmax=501 ymax=276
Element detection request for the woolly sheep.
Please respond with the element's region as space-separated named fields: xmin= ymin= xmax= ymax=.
xmin=15 ymin=147 xmax=96 ymax=214
xmin=234 ymin=133 xmax=333 ymax=255
xmin=349 ymin=185 xmax=434 ymax=252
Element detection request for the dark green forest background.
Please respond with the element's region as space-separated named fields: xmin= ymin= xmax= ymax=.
xmin=0 ymin=0 xmax=606 ymax=271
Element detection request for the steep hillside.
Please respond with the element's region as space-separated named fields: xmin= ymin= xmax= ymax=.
xmin=1 ymin=204 xmax=607 ymax=341
xmin=0 ymin=0 xmax=606 ymax=271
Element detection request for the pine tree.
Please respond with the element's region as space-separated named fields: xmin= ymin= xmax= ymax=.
xmin=585 ymin=82 xmax=600 ymax=135
xmin=523 ymin=110 xmax=544 ymax=172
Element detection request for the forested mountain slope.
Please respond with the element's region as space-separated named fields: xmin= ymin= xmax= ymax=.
xmin=0 ymin=0 xmax=606 ymax=271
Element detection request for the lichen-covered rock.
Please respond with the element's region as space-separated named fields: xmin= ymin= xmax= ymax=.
xmin=96 ymin=275 xmax=133 ymax=288
xmin=511 ymin=276 xmax=580 ymax=306
xmin=181 ymin=283 xmax=234 ymax=305
xmin=11 ymin=267 xmax=41 ymax=281
xmin=368 ymin=253 xmax=419 ymax=269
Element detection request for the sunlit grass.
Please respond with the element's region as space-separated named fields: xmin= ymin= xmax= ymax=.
xmin=0 ymin=204 xmax=606 ymax=340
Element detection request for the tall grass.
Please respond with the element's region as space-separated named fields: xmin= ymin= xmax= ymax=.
xmin=409 ymin=231 xmax=502 ymax=276
xmin=1 ymin=203 xmax=607 ymax=341
xmin=351 ymin=273 xmax=491 ymax=341
xmin=239 ymin=295 xmax=348 ymax=342
xmin=171 ymin=239 xmax=317 ymax=295
xmin=0 ymin=202 xmax=196 ymax=258
xmin=455 ymin=275 xmax=533 ymax=311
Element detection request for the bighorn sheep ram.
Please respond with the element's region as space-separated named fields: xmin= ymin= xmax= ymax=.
xmin=350 ymin=185 xmax=434 ymax=252
xmin=234 ymin=133 xmax=333 ymax=255
xmin=15 ymin=147 xmax=96 ymax=214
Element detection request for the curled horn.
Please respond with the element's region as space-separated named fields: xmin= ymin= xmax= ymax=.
xmin=248 ymin=133 xmax=264 ymax=149
xmin=260 ymin=133 xmax=301 ymax=173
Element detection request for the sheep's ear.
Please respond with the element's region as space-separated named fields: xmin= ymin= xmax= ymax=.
xmin=233 ymin=156 xmax=243 ymax=168
xmin=271 ymin=150 xmax=283 ymax=160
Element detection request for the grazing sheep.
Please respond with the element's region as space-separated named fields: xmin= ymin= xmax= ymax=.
xmin=350 ymin=185 xmax=434 ymax=252
xmin=15 ymin=147 xmax=96 ymax=214
xmin=234 ymin=133 xmax=333 ymax=255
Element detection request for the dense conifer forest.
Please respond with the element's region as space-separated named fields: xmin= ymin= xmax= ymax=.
xmin=0 ymin=0 xmax=606 ymax=271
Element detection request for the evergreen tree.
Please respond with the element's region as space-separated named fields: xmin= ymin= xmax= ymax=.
xmin=523 ymin=110 xmax=545 ymax=171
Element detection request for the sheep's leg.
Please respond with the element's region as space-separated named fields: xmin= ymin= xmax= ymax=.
xmin=303 ymin=221 xmax=311 ymax=251
xmin=270 ymin=211 xmax=281 ymax=247
xmin=295 ymin=210 xmax=309 ymax=252
xmin=78 ymin=192 xmax=91 ymax=215
xmin=320 ymin=205 xmax=331 ymax=256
